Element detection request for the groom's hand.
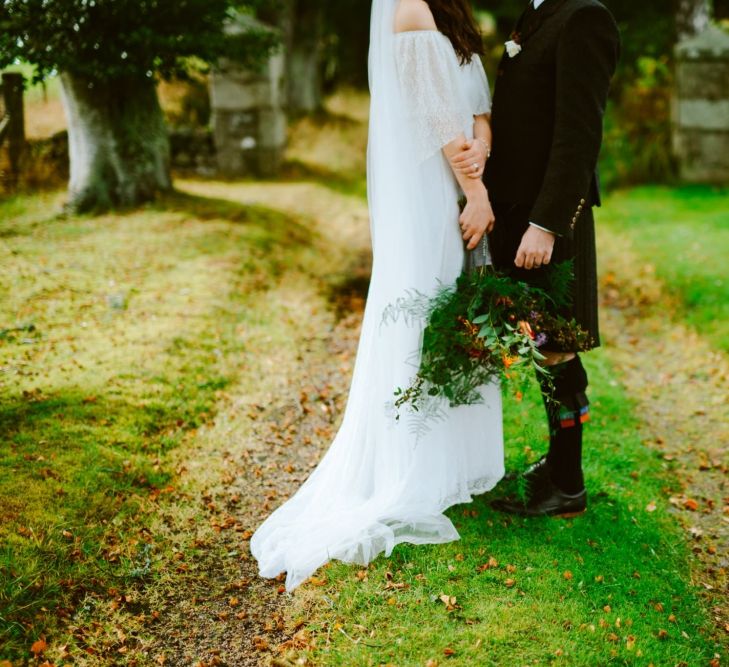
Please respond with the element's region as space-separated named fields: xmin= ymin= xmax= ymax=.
xmin=515 ymin=225 xmax=555 ymax=270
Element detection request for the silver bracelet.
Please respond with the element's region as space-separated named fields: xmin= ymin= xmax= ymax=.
xmin=476 ymin=137 xmax=491 ymax=159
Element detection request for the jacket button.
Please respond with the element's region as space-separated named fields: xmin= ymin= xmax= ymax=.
xmin=580 ymin=198 xmax=586 ymax=204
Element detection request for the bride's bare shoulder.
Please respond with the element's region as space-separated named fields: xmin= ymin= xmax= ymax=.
xmin=394 ymin=0 xmax=437 ymax=33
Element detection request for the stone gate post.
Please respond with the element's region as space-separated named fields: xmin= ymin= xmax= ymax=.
xmin=209 ymin=47 xmax=286 ymax=178
xmin=673 ymin=26 xmax=729 ymax=183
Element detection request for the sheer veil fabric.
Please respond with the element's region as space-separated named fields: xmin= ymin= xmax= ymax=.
xmin=250 ymin=0 xmax=504 ymax=592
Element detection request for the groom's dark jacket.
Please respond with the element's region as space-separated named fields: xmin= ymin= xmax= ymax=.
xmin=484 ymin=0 xmax=620 ymax=238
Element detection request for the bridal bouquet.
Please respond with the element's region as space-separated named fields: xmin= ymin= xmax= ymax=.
xmin=384 ymin=261 xmax=594 ymax=412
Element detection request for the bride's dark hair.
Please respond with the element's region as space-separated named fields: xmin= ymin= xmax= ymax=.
xmin=424 ymin=0 xmax=484 ymax=64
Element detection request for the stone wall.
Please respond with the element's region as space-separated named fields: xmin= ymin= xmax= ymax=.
xmin=21 ymin=128 xmax=217 ymax=189
xmin=673 ymin=25 xmax=729 ymax=183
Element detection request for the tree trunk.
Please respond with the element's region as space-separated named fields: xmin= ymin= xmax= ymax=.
xmin=59 ymin=72 xmax=171 ymax=213
xmin=675 ymin=0 xmax=711 ymax=40
xmin=282 ymin=0 xmax=324 ymax=114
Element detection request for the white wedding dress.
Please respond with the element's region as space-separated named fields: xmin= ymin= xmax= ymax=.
xmin=251 ymin=0 xmax=504 ymax=592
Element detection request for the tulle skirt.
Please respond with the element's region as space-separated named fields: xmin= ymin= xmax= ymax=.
xmin=250 ymin=151 xmax=504 ymax=591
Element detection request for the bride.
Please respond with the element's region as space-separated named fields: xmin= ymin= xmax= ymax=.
xmin=251 ymin=0 xmax=504 ymax=591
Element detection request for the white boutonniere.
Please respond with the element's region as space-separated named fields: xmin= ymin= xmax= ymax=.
xmin=505 ymin=39 xmax=522 ymax=58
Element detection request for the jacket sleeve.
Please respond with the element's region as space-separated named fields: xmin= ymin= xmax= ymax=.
xmin=529 ymin=5 xmax=620 ymax=238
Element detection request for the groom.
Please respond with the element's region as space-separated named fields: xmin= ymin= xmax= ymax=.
xmin=455 ymin=0 xmax=620 ymax=516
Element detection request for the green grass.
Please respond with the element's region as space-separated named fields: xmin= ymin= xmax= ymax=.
xmin=0 ymin=188 xmax=320 ymax=661
xmin=1 ymin=166 xmax=725 ymax=664
xmin=291 ymin=353 xmax=720 ymax=666
xmin=599 ymin=185 xmax=729 ymax=351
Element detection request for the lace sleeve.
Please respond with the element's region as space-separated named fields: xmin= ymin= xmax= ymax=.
xmin=464 ymin=55 xmax=491 ymax=116
xmin=395 ymin=31 xmax=475 ymax=163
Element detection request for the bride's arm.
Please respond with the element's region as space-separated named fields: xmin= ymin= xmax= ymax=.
xmin=442 ymin=133 xmax=495 ymax=250
xmin=394 ymin=0 xmax=493 ymax=249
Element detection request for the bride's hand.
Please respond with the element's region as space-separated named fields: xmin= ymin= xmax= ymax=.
xmin=460 ymin=184 xmax=495 ymax=250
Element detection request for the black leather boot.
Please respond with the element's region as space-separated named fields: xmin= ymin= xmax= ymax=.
xmin=491 ymin=476 xmax=587 ymax=518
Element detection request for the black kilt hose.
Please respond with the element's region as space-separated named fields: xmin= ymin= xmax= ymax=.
xmin=483 ymin=0 xmax=620 ymax=352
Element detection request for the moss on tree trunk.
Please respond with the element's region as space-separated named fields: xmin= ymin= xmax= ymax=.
xmin=60 ymin=73 xmax=171 ymax=213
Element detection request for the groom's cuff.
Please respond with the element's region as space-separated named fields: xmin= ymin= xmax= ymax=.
xmin=529 ymin=221 xmax=561 ymax=237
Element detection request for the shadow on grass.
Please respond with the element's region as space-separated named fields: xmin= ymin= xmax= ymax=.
xmin=155 ymin=188 xmax=321 ymax=249
xmin=171 ymin=161 xmax=367 ymax=200
xmin=279 ymin=160 xmax=367 ymax=198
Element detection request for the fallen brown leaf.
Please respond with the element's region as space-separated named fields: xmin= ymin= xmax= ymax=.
xmin=439 ymin=594 xmax=458 ymax=611
xmin=683 ymin=498 xmax=699 ymax=511
xmin=31 ymin=638 xmax=48 ymax=655
xmin=253 ymin=636 xmax=269 ymax=651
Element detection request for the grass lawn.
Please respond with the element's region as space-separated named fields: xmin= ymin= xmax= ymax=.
xmin=0 ymin=188 xmax=325 ymax=661
xmin=598 ymin=185 xmax=729 ymax=352
xmin=287 ymin=352 xmax=721 ymax=666
xmin=0 ymin=167 xmax=725 ymax=663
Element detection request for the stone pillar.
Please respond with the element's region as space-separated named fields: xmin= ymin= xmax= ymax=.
xmin=209 ymin=52 xmax=287 ymax=178
xmin=673 ymin=26 xmax=729 ymax=184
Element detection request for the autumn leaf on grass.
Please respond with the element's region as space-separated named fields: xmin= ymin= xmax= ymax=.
xmin=645 ymin=501 xmax=657 ymax=512
xmin=476 ymin=556 xmax=499 ymax=572
xmin=253 ymin=636 xmax=269 ymax=651
xmin=683 ymin=498 xmax=699 ymax=511
xmin=504 ymin=578 xmax=516 ymax=588
xmin=563 ymin=571 xmax=573 ymax=580
xmin=443 ymin=647 xmax=455 ymax=656
xmin=438 ymin=594 xmax=458 ymax=612
xmin=31 ymin=637 xmax=48 ymax=655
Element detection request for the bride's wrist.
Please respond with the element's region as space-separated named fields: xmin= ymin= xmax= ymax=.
xmin=463 ymin=181 xmax=486 ymax=199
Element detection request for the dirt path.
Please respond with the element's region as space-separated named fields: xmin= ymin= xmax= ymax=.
xmin=117 ymin=182 xmax=370 ymax=666
xmin=598 ymin=230 xmax=728 ymax=638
